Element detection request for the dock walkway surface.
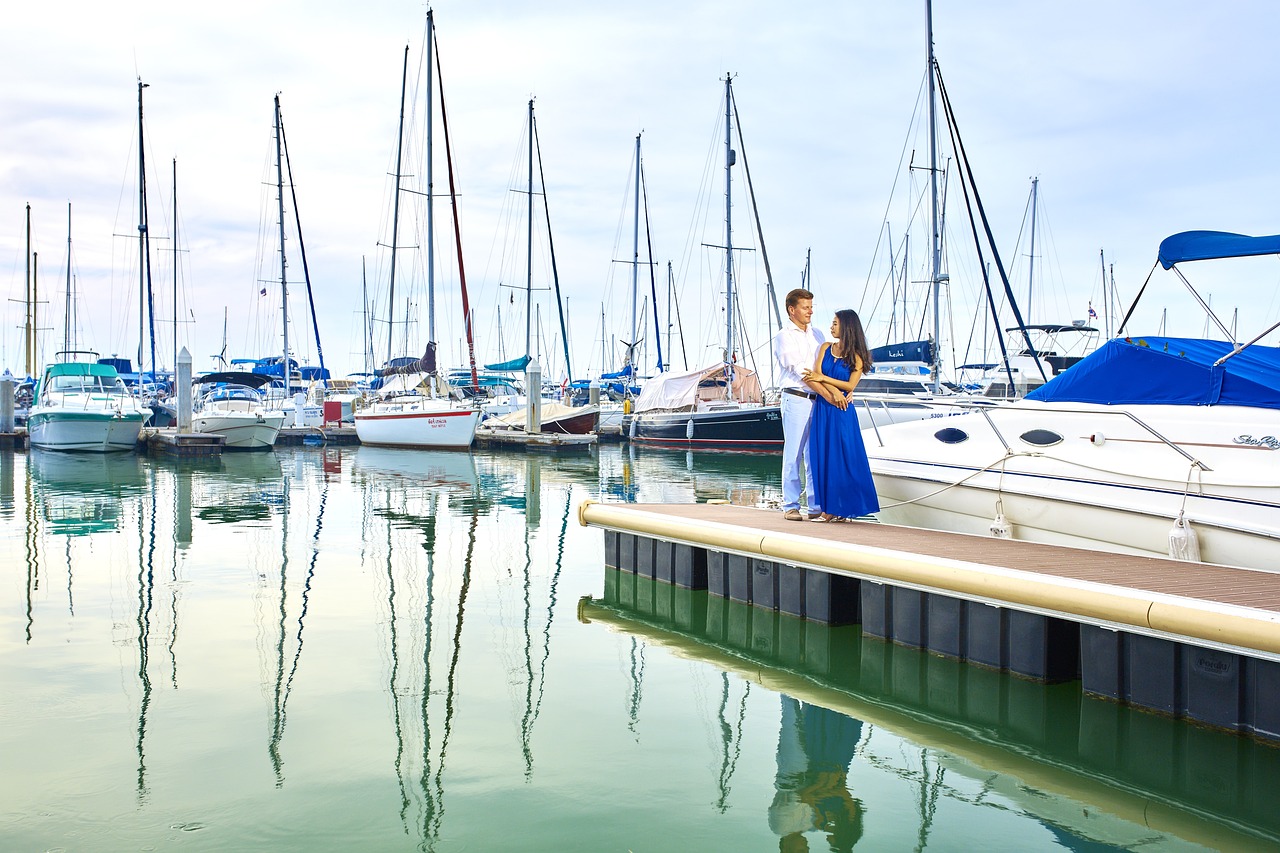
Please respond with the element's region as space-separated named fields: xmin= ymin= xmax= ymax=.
xmin=577 ymin=500 xmax=1280 ymax=661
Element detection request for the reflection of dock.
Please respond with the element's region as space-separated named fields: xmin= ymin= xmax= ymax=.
xmin=579 ymin=583 xmax=1280 ymax=852
xmin=474 ymin=428 xmax=596 ymax=452
xmin=578 ymin=501 xmax=1280 ymax=743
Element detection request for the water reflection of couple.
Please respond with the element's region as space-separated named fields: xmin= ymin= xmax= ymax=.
xmin=769 ymin=696 xmax=864 ymax=852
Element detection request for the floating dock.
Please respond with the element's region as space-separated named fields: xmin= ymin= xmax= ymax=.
xmin=577 ymin=500 xmax=1280 ymax=743
xmin=275 ymin=425 xmax=360 ymax=446
xmin=143 ymin=429 xmax=225 ymax=457
xmin=474 ymin=427 xmax=596 ymax=452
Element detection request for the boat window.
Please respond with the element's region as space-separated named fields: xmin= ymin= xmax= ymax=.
xmin=934 ymin=427 xmax=968 ymax=444
xmin=1019 ymin=428 xmax=1063 ymax=447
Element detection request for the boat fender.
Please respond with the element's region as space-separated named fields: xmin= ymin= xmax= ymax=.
xmin=1090 ymin=433 xmax=1105 ymax=446
xmin=628 ymin=416 xmax=638 ymax=439
xmin=1168 ymin=512 xmax=1201 ymax=562
xmin=686 ymin=419 xmax=695 ymax=440
xmin=989 ymin=497 xmax=1012 ymax=539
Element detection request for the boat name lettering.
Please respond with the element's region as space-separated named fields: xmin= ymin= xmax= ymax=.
xmin=1233 ymin=434 xmax=1280 ymax=450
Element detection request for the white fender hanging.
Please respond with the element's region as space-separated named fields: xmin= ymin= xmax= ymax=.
xmin=989 ymin=497 xmax=1012 ymax=539
xmin=1168 ymin=511 xmax=1202 ymax=562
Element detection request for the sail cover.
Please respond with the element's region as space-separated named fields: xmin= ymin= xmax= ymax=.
xmin=1157 ymin=231 xmax=1280 ymax=269
xmin=1025 ymin=336 xmax=1280 ymax=410
xmin=633 ymin=362 xmax=762 ymax=412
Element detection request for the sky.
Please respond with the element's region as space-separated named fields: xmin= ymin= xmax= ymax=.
xmin=4 ymin=1 xmax=1280 ymax=383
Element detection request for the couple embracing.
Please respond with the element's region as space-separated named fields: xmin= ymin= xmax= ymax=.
xmin=772 ymin=288 xmax=879 ymax=523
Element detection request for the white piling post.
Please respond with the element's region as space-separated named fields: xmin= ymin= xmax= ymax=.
xmin=0 ymin=370 xmax=13 ymax=434
xmin=176 ymin=348 xmax=192 ymax=434
xmin=525 ymin=358 xmax=542 ymax=434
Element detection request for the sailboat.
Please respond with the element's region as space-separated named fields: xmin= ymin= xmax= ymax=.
xmin=475 ymin=98 xmax=598 ymax=436
xmin=254 ymin=93 xmax=329 ymax=430
xmin=628 ymin=76 xmax=782 ymax=452
xmin=354 ymin=13 xmax=482 ymax=450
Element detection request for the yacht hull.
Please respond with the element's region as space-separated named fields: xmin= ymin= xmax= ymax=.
xmin=27 ymin=409 xmax=145 ymax=452
xmin=867 ymin=402 xmax=1280 ymax=571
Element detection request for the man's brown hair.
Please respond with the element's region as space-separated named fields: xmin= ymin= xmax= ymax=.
xmin=785 ymin=288 xmax=813 ymax=310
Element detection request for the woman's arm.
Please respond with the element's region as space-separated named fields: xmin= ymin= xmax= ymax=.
xmin=809 ymin=354 xmax=864 ymax=393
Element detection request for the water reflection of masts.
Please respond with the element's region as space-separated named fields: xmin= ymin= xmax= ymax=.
xmin=626 ymin=637 xmax=645 ymax=737
xmin=24 ymin=468 xmax=38 ymax=643
xmin=421 ymin=501 xmax=479 ymax=846
xmin=135 ymin=471 xmax=159 ymax=802
xmin=519 ymin=485 xmax=570 ymax=780
xmin=269 ymin=472 xmax=327 ymax=786
xmin=714 ymin=672 xmax=749 ymax=813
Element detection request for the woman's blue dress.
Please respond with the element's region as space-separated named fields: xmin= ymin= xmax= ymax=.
xmin=808 ymin=348 xmax=880 ymax=518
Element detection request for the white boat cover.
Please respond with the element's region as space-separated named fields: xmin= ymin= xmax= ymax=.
xmin=633 ymin=362 xmax=762 ymax=413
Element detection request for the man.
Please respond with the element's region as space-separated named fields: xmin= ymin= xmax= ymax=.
xmin=773 ymin=288 xmax=825 ymax=521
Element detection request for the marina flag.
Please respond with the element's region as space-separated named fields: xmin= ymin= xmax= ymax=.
xmin=1087 ymin=303 xmax=1097 ymax=319
xmin=259 ymin=287 xmax=268 ymax=297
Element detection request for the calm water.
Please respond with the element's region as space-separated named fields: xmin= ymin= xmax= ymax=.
xmin=2 ymin=444 xmax=1277 ymax=852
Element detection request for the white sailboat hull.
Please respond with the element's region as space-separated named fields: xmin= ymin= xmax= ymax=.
xmin=867 ymin=401 xmax=1280 ymax=571
xmin=355 ymin=399 xmax=480 ymax=449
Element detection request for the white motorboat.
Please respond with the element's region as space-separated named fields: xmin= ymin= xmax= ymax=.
xmin=27 ymin=353 xmax=148 ymax=452
xmin=867 ymin=230 xmax=1280 ymax=571
xmin=192 ymin=371 xmax=286 ymax=450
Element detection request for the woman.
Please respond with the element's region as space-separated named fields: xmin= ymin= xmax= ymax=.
xmin=802 ymin=309 xmax=879 ymax=521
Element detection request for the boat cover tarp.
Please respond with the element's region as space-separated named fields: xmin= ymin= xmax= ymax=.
xmin=378 ymin=343 xmax=437 ymax=378
xmin=633 ymin=362 xmax=762 ymax=413
xmin=1024 ymin=336 xmax=1280 ymax=410
xmin=871 ymin=339 xmax=933 ymax=365
xmin=601 ymin=365 xmax=634 ymax=380
xmin=192 ymin=371 xmax=274 ymax=389
xmin=1158 ymin=231 xmax=1280 ymax=270
xmin=484 ymin=354 xmax=531 ymax=372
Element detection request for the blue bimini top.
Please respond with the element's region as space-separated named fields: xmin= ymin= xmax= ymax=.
xmin=1024 ymin=336 xmax=1280 ymax=410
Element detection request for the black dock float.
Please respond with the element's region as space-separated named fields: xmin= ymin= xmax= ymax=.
xmin=582 ymin=500 xmax=1280 ymax=742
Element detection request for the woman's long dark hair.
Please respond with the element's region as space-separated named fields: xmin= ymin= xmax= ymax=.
xmin=834 ymin=309 xmax=873 ymax=374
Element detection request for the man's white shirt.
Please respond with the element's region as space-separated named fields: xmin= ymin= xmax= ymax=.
xmin=773 ymin=320 xmax=825 ymax=390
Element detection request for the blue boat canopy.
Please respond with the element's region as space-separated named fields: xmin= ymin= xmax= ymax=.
xmin=484 ymin=354 xmax=531 ymax=372
xmin=1157 ymin=231 xmax=1280 ymax=270
xmin=1025 ymin=336 xmax=1280 ymax=410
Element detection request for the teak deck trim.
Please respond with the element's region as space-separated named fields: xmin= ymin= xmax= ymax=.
xmin=577 ymin=500 xmax=1280 ymax=659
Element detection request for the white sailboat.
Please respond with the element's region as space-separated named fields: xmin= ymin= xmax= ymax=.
xmin=355 ymin=12 xmax=482 ymax=450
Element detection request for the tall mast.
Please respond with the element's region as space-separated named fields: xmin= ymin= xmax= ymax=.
xmin=386 ymin=45 xmax=409 ymax=366
xmin=630 ymin=133 xmax=641 ymax=367
xmin=926 ymin=0 xmax=942 ymax=392
xmin=138 ymin=79 xmax=149 ymax=375
xmin=1027 ymin=176 xmax=1039 ymax=326
xmin=172 ymin=159 xmax=178 ymax=369
xmin=426 ymin=10 xmax=436 ymax=345
xmin=526 ymin=98 xmax=534 ymax=360
xmin=274 ymin=94 xmax=289 ymax=393
xmin=723 ymin=74 xmax=735 ymax=400
xmin=64 ymin=202 xmax=72 ymax=354
xmin=24 ymin=203 xmax=31 ymax=375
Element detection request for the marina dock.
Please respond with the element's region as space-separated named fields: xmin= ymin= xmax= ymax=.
xmin=578 ymin=500 xmax=1280 ymax=742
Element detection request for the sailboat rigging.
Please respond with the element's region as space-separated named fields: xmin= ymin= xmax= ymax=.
xmin=355 ymin=11 xmax=481 ymax=449
xmin=627 ymin=75 xmax=782 ymax=452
